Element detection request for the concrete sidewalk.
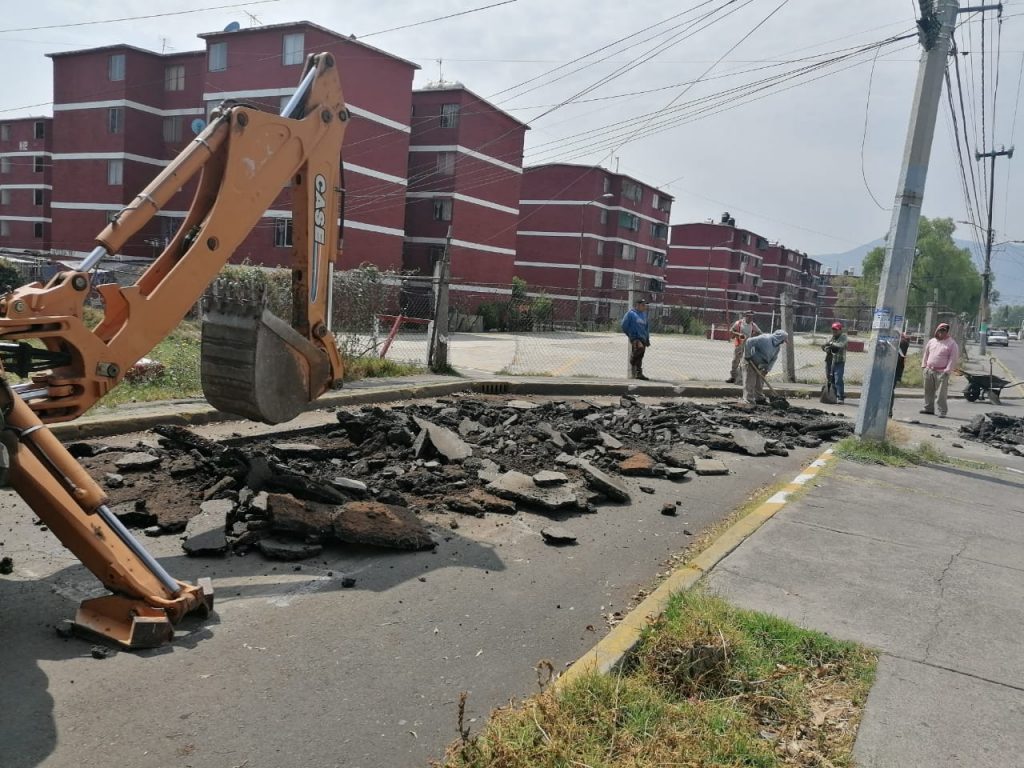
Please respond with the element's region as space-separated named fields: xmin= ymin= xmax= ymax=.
xmin=706 ymin=430 xmax=1024 ymax=766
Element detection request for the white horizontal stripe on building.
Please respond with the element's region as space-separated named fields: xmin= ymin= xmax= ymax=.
xmin=0 ymin=151 xmax=53 ymax=158
xmin=0 ymin=215 xmax=51 ymax=222
xmin=53 ymin=99 xmax=204 ymax=118
xmin=406 ymin=236 xmax=515 ymax=256
xmin=406 ymin=191 xmax=518 ymax=215
xmin=0 ymin=184 xmax=52 ymax=190
xmin=520 ymin=199 xmax=667 ymax=226
xmin=665 ymin=284 xmax=727 ymax=294
xmin=261 ymin=210 xmax=405 ymax=238
xmin=346 ymin=163 xmax=407 ymax=186
xmin=517 ymin=230 xmax=666 ymax=255
xmin=202 ymin=88 xmax=411 ymax=133
xmin=51 ymin=202 xmax=123 ymax=211
xmin=409 ymin=145 xmax=522 ymax=174
xmin=53 ymin=152 xmax=168 ymax=167
xmin=668 ymin=244 xmax=764 ymax=262
xmin=513 ymin=260 xmax=663 ymax=281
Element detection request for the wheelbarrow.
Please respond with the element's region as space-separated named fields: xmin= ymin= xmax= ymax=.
xmin=962 ymin=358 xmax=1024 ymax=405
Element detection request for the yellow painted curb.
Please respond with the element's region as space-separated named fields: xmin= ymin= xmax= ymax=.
xmin=555 ymin=446 xmax=839 ymax=689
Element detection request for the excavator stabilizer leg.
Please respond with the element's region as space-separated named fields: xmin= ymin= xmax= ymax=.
xmin=201 ymin=293 xmax=331 ymax=425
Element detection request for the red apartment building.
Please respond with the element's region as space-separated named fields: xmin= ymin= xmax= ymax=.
xmin=760 ymin=243 xmax=824 ymax=327
xmin=667 ymin=214 xmax=766 ymax=323
xmin=403 ymin=83 xmax=527 ymax=290
xmin=33 ymin=21 xmax=417 ymax=270
xmin=0 ymin=116 xmax=54 ymax=252
xmin=515 ymin=164 xmax=671 ymax=321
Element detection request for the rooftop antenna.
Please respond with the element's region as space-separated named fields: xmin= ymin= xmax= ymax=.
xmin=436 ymin=58 xmax=444 ymax=83
xmin=159 ymin=36 xmax=174 ymax=53
xmin=244 ymin=11 xmax=261 ymax=27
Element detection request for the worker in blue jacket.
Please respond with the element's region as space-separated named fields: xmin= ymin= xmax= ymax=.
xmin=743 ymin=329 xmax=788 ymax=404
xmin=621 ymin=298 xmax=651 ymax=380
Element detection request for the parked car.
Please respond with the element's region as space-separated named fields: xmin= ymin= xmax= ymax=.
xmin=987 ymin=329 xmax=1010 ymax=347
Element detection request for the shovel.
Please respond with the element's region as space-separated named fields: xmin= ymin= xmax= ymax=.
xmin=747 ymin=361 xmax=790 ymax=409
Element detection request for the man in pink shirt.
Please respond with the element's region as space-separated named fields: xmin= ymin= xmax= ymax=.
xmin=920 ymin=322 xmax=959 ymax=417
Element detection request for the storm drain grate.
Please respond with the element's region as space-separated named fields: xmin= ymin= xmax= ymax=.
xmin=474 ymin=381 xmax=510 ymax=395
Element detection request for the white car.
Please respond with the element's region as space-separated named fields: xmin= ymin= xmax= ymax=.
xmin=987 ymin=329 xmax=1010 ymax=347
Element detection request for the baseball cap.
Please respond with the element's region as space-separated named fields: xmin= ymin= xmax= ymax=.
xmin=831 ymin=322 xmax=843 ymax=331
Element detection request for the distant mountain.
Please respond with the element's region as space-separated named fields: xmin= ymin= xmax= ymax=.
xmin=813 ymin=238 xmax=1024 ymax=304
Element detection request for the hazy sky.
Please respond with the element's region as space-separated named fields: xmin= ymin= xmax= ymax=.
xmin=3 ymin=1 xmax=1024 ymax=299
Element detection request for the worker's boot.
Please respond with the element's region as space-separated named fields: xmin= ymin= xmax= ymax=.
xmin=635 ymin=367 xmax=650 ymax=381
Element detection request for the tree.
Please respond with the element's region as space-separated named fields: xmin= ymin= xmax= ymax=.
xmin=860 ymin=217 xmax=982 ymax=323
xmin=0 ymin=258 xmax=21 ymax=291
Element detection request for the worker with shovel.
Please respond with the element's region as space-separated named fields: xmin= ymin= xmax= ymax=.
xmin=743 ymin=329 xmax=788 ymax=405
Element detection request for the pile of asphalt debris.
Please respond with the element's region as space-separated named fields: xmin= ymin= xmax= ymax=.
xmin=959 ymin=411 xmax=1024 ymax=455
xmin=75 ymin=395 xmax=852 ymax=563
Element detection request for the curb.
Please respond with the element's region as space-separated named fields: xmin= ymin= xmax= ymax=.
xmin=554 ymin=446 xmax=839 ymax=689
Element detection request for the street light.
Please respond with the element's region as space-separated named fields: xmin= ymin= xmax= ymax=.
xmin=575 ymin=193 xmax=614 ymax=329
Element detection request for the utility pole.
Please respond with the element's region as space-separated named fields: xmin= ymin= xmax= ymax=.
xmin=976 ymin=145 xmax=1014 ymax=354
xmin=855 ymin=0 xmax=960 ymax=441
xmin=428 ymin=226 xmax=452 ymax=372
xmin=780 ymin=293 xmax=795 ymax=382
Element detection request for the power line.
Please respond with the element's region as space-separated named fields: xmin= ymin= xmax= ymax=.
xmin=0 ymin=1 xmax=281 ymax=34
xmin=356 ymin=0 xmax=519 ymax=39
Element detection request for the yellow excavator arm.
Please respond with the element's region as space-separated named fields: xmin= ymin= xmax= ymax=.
xmin=0 ymin=52 xmax=349 ymax=648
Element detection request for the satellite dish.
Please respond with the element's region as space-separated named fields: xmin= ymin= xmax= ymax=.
xmin=191 ymin=118 xmax=207 ymax=135
xmin=223 ymin=20 xmax=241 ymax=32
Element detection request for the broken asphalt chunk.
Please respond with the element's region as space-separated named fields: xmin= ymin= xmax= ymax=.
xmin=413 ymin=418 xmax=473 ymax=463
xmin=694 ymin=458 xmax=729 ymax=476
xmin=334 ymin=501 xmax=434 ymax=551
xmin=540 ymin=526 xmax=577 ymax=545
xmin=575 ymin=460 xmax=631 ymax=502
xmin=486 ymin=471 xmax=582 ymax=512
xmin=257 ymin=538 xmax=324 ymax=561
xmin=113 ymin=452 xmax=162 ymax=471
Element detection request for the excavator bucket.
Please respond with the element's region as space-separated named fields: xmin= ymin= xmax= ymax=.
xmin=201 ymin=289 xmax=331 ymax=425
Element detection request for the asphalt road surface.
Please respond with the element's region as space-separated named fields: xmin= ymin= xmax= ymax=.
xmin=0 ymin=396 xmax=822 ymax=768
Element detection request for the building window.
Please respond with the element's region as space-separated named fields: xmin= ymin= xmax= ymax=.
xmin=622 ymin=181 xmax=642 ymax=203
xmin=620 ymin=243 xmax=636 ymax=261
xmin=34 ymin=222 xmax=43 ymax=238
xmin=602 ymin=176 xmax=611 ymax=193
xmin=428 ymin=245 xmax=446 ymax=266
xmin=162 ymin=116 xmax=183 ymax=142
xmin=756 ymin=237 xmax=768 ymax=250
xmin=274 ymin=218 xmax=293 ymax=247
xmin=436 ymin=152 xmax=455 ymax=175
xmin=439 ymin=103 xmax=460 ymax=128
xmin=0 ymin=124 xmax=8 ymax=141
xmin=599 ymin=208 xmax=608 ymax=224
xmin=33 ymin=156 xmax=44 ymax=173
xmin=596 ymin=240 xmax=605 ymax=256
xmin=107 ymin=159 xmax=123 ymax=186
xmin=33 ymin=189 xmax=43 ymax=206
xmin=613 ymin=272 xmax=629 ymax=289
xmin=108 ymin=107 xmax=123 ymax=135
xmin=0 ymin=220 xmax=8 ymax=237
xmin=432 ymin=198 xmax=453 ymax=221
xmin=34 ymin=121 xmax=45 ymax=139
xmin=0 ymin=190 xmax=9 ymax=205
xmin=650 ymin=222 xmax=667 ymax=239
xmin=283 ymin=33 xmax=304 ymax=65
xmin=165 ymin=65 xmax=185 ymax=91
xmin=648 ymin=278 xmax=663 ymax=292
xmin=209 ymin=42 xmax=227 ymax=72
xmin=646 ymin=251 xmax=665 ymax=268
xmin=618 ymin=212 xmax=639 ymax=231
xmin=109 ymin=53 xmax=125 ymax=81
xmin=594 ymin=270 xmax=603 ymax=288
xmin=652 ymin=193 xmax=659 ymax=209
xmin=0 ymin=158 xmax=9 ymax=174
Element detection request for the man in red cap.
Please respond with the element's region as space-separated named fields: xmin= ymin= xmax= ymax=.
xmin=921 ymin=322 xmax=959 ymax=417
xmin=822 ymin=322 xmax=848 ymax=403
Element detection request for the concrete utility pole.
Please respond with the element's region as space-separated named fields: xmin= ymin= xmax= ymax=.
xmin=428 ymin=227 xmax=452 ymax=372
xmin=780 ymin=293 xmax=795 ymax=382
xmin=976 ymin=145 xmax=1014 ymax=355
xmin=855 ymin=0 xmax=960 ymax=441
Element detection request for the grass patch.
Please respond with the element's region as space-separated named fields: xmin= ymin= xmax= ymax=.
xmin=833 ymin=436 xmax=946 ymax=467
xmin=100 ymin=320 xmax=203 ymax=406
xmin=98 ymin=319 xmax=424 ymax=406
xmin=437 ymin=590 xmax=876 ymax=768
xmin=344 ymin=357 xmax=424 ymax=381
